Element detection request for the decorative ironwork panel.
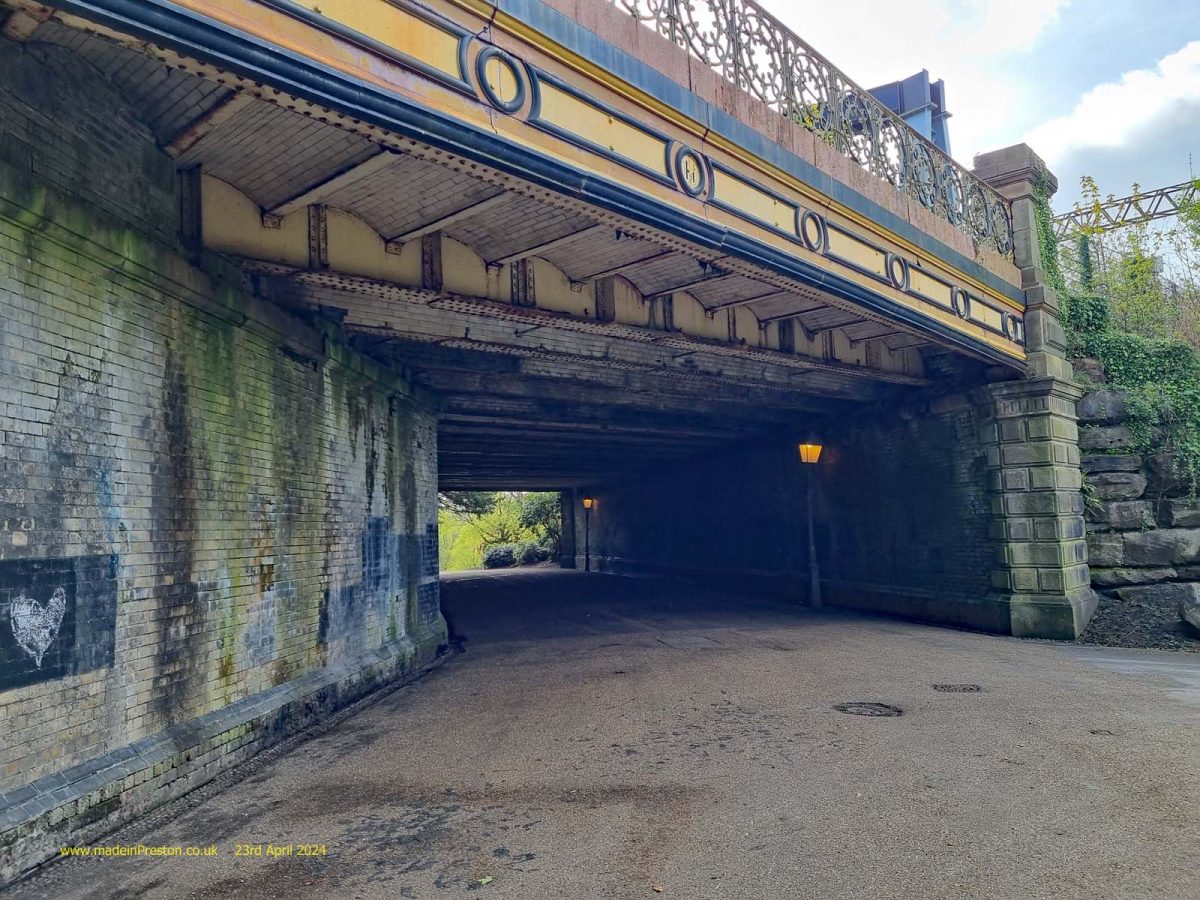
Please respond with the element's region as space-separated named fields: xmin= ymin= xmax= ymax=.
xmin=612 ymin=0 xmax=1014 ymax=257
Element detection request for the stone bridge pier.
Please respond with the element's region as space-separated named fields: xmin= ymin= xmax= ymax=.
xmin=0 ymin=0 xmax=1089 ymax=884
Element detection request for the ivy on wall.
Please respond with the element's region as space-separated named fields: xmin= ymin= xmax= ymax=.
xmin=1032 ymin=165 xmax=1067 ymax=299
xmin=1037 ymin=176 xmax=1200 ymax=494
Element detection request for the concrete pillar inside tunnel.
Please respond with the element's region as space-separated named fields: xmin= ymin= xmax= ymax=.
xmin=559 ymin=490 xmax=577 ymax=569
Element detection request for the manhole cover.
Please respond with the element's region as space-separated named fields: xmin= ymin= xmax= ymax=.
xmin=932 ymin=683 xmax=981 ymax=693
xmin=833 ymin=702 xmax=902 ymax=717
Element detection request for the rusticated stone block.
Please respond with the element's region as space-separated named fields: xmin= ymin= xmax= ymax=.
xmin=1123 ymin=528 xmax=1200 ymax=566
xmin=1088 ymin=500 xmax=1154 ymax=530
xmin=1087 ymin=532 xmax=1124 ymax=567
xmin=1078 ymin=425 xmax=1134 ymax=451
xmin=1076 ymin=389 xmax=1128 ymax=424
xmin=1146 ymin=452 xmax=1189 ymax=497
xmin=1088 ymin=472 xmax=1147 ymax=501
xmin=1081 ymin=454 xmax=1141 ymax=474
xmin=1158 ymin=499 xmax=1200 ymax=528
xmin=1090 ymin=567 xmax=1176 ymax=587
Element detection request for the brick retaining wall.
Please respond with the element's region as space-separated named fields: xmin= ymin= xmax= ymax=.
xmin=0 ymin=38 xmax=445 ymax=884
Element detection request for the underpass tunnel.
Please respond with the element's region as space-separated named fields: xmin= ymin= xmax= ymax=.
xmin=0 ymin=5 xmax=1084 ymax=652
xmin=0 ymin=2 xmax=1094 ymax=878
xmin=430 ymin=342 xmax=1010 ymax=635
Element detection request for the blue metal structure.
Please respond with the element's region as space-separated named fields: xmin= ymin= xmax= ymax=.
xmin=869 ymin=70 xmax=952 ymax=155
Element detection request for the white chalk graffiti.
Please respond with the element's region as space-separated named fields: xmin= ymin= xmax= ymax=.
xmin=10 ymin=587 xmax=66 ymax=668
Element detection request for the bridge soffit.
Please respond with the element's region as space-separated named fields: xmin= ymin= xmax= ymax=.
xmin=25 ymin=0 xmax=1028 ymax=374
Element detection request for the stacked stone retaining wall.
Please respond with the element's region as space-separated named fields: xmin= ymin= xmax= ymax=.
xmin=1080 ymin=388 xmax=1200 ymax=619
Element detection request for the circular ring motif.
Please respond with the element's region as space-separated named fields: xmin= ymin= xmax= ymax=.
xmin=799 ymin=210 xmax=827 ymax=253
xmin=475 ymin=46 xmax=526 ymax=115
xmin=673 ymin=145 xmax=708 ymax=197
xmin=990 ymin=202 xmax=1013 ymax=255
xmin=886 ymin=253 xmax=909 ymax=291
xmin=965 ymin=183 xmax=990 ymax=241
xmin=939 ymin=163 xmax=965 ymax=226
xmin=951 ymin=287 xmax=971 ymax=319
xmin=1003 ymin=313 xmax=1022 ymax=342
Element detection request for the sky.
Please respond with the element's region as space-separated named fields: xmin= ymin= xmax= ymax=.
xmin=756 ymin=0 xmax=1200 ymax=211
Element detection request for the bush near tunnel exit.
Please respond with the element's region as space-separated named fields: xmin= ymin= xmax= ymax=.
xmin=481 ymin=541 xmax=553 ymax=568
xmin=482 ymin=545 xmax=516 ymax=569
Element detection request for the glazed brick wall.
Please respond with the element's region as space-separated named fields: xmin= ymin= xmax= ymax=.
xmin=0 ymin=37 xmax=443 ymax=801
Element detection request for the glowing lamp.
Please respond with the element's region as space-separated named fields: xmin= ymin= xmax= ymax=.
xmin=582 ymin=496 xmax=595 ymax=510
xmin=798 ymin=442 xmax=823 ymax=465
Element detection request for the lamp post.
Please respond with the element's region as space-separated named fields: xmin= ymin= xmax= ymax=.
xmin=581 ymin=496 xmax=594 ymax=572
xmin=798 ymin=441 xmax=823 ymax=607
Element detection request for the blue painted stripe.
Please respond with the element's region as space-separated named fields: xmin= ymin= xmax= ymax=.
xmin=49 ymin=0 xmax=1022 ymax=366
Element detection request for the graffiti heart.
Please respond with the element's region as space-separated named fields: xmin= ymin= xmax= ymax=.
xmin=10 ymin=587 xmax=67 ymax=668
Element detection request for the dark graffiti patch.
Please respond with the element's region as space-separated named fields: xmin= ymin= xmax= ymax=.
xmin=0 ymin=554 xmax=117 ymax=690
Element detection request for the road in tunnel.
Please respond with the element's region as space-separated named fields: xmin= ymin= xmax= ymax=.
xmin=17 ymin=570 xmax=1197 ymax=900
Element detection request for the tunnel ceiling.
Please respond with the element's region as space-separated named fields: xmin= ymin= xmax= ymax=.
xmin=12 ymin=6 xmax=1002 ymax=490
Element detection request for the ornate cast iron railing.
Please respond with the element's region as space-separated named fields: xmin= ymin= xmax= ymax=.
xmin=611 ymin=0 xmax=1014 ymax=258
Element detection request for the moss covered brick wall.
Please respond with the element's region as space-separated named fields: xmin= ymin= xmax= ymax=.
xmin=0 ymin=37 xmax=444 ymax=879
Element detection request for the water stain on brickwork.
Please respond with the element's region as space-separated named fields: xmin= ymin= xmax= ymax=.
xmin=149 ymin=340 xmax=203 ymax=724
xmin=45 ymin=355 xmax=106 ymax=555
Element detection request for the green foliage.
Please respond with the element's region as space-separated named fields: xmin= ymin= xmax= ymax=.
xmin=1049 ymin=176 xmax=1200 ymax=494
xmin=1079 ymin=331 xmax=1200 ymax=494
xmin=517 ymin=492 xmax=562 ymax=555
xmin=1058 ymin=177 xmax=1200 ymax=344
xmin=437 ymin=509 xmax=485 ymax=572
xmin=1060 ymin=294 xmax=1109 ymax=352
xmin=438 ymin=492 xmax=561 ymax=572
xmin=438 ymin=491 xmax=498 ymax=517
xmin=514 ymin=540 xmax=544 ymax=566
xmin=1077 ymin=234 xmax=1095 ymax=291
xmin=1032 ymin=166 xmax=1067 ymax=297
xmin=482 ymin=544 xmax=516 ymax=569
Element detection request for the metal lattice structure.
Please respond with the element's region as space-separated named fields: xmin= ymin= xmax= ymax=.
xmin=610 ymin=0 xmax=1014 ymax=257
xmin=1053 ymin=180 xmax=1199 ymax=239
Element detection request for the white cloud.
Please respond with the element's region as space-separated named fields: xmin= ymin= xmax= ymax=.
xmin=1024 ymin=41 xmax=1200 ymax=165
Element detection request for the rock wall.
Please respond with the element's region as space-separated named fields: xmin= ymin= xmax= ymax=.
xmin=1079 ymin=387 xmax=1200 ymax=621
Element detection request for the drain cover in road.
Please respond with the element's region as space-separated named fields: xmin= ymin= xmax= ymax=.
xmin=833 ymin=702 xmax=902 ymax=717
xmin=932 ymin=683 xmax=981 ymax=693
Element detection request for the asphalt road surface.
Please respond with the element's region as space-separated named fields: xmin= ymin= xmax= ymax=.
xmin=9 ymin=569 xmax=1199 ymax=899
